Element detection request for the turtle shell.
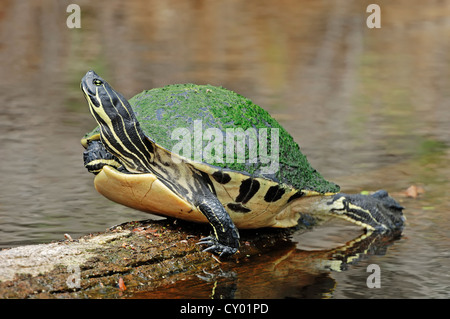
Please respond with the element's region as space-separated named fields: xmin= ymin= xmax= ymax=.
xmin=126 ymin=84 xmax=338 ymax=192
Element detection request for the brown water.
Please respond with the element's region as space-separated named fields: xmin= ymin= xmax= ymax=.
xmin=0 ymin=0 xmax=449 ymax=298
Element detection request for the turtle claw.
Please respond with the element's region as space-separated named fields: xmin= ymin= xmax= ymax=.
xmin=197 ymin=236 xmax=215 ymax=244
xmin=196 ymin=236 xmax=216 ymax=247
xmin=197 ymin=236 xmax=238 ymax=257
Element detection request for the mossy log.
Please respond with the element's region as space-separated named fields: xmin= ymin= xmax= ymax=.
xmin=0 ymin=218 xmax=292 ymax=298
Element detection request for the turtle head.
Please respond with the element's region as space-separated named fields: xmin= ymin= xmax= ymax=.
xmin=81 ymin=70 xmax=152 ymax=173
xmin=81 ymin=70 xmax=135 ymax=125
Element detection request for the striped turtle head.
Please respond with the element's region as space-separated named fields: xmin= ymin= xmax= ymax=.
xmin=81 ymin=70 xmax=153 ymax=173
xmin=81 ymin=70 xmax=134 ymax=127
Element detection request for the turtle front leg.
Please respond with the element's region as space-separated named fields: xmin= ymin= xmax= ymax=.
xmin=196 ymin=196 xmax=240 ymax=257
xmin=83 ymin=140 xmax=123 ymax=174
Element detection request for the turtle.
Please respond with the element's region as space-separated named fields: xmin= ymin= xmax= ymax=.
xmin=80 ymin=70 xmax=405 ymax=257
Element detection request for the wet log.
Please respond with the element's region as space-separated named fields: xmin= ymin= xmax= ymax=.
xmin=0 ymin=218 xmax=292 ymax=298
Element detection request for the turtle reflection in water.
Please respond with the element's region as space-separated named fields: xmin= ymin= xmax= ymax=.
xmin=80 ymin=70 xmax=405 ymax=257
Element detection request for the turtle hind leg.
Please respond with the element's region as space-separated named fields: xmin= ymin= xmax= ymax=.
xmin=326 ymin=190 xmax=405 ymax=231
xmin=196 ymin=196 xmax=240 ymax=257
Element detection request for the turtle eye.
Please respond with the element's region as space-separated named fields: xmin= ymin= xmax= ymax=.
xmin=93 ymin=79 xmax=103 ymax=86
